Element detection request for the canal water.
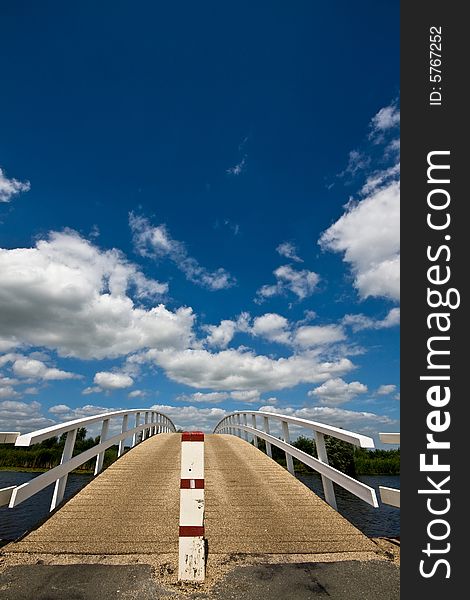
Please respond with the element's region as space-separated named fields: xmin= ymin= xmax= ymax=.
xmin=0 ymin=471 xmax=399 ymax=543
xmin=0 ymin=471 xmax=93 ymax=543
xmin=297 ymin=473 xmax=400 ymax=538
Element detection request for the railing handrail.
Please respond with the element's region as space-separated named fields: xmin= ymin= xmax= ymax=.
xmin=1 ymin=408 xmax=176 ymax=511
xmin=214 ymin=410 xmax=375 ymax=448
xmin=14 ymin=409 xmax=162 ymax=447
xmin=213 ymin=410 xmax=378 ymax=510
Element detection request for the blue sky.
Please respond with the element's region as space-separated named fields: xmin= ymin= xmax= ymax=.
xmin=0 ymin=1 xmax=399 ymax=442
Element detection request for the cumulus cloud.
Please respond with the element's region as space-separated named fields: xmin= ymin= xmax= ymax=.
xmin=276 ymin=242 xmax=303 ymax=263
xmin=0 ymin=384 xmax=19 ymax=399
xmin=47 ymin=403 xmax=124 ymax=437
xmin=376 ymin=384 xmax=397 ymax=396
xmin=82 ymin=386 xmax=101 ymax=395
xmin=251 ymin=313 xmax=291 ymax=345
xmin=308 ymin=377 xmax=368 ymax=405
xmin=255 ymin=265 xmax=320 ymax=303
xmin=175 ymin=390 xmax=261 ymax=405
xmin=0 ymin=167 xmax=31 ymax=203
xmin=176 ymin=391 xmax=230 ymax=404
xmin=12 ymin=358 xmax=81 ymax=381
xmin=259 ymin=404 xmax=396 ymax=440
xmin=322 ymin=100 xmax=400 ymax=303
xmin=342 ymin=308 xmax=400 ymax=332
xmin=205 ymin=320 xmax=238 ymax=349
xmin=128 ymin=389 xmax=146 ymax=399
xmin=93 ymin=371 xmax=134 ymax=390
xmin=133 ymin=347 xmax=354 ymax=392
xmin=293 ymin=325 xmax=345 ymax=349
xmin=320 ymin=181 xmax=399 ymax=301
xmin=0 ymin=230 xmax=195 ymax=359
xmin=0 ymin=400 xmax=55 ymax=432
xmin=129 ymin=213 xmax=236 ymax=291
xmin=150 ymin=403 xmax=227 ymax=431
xmin=204 ymin=312 xmax=347 ymax=351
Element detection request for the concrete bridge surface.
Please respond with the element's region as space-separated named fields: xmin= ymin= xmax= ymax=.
xmin=0 ymin=432 xmax=399 ymax=598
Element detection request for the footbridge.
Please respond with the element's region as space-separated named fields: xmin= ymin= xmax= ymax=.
xmin=0 ymin=409 xmax=399 ymax=597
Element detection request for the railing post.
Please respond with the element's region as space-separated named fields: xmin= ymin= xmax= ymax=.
xmin=236 ymin=414 xmax=242 ymax=438
xmin=281 ymin=420 xmax=295 ymax=475
xmin=50 ymin=428 xmax=77 ymax=511
xmin=242 ymin=413 xmax=248 ymax=441
xmin=315 ymin=431 xmax=337 ymax=510
xmin=118 ymin=414 xmax=128 ymax=457
xmin=229 ymin=416 xmax=234 ymax=435
xmin=132 ymin=412 xmax=141 ymax=447
xmin=94 ymin=419 xmax=110 ymax=475
xmin=263 ymin=416 xmax=272 ymax=458
xmin=251 ymin=414 xmax=259 ymax=448
xmin=142 ymin=411 xmax=149 ymax=440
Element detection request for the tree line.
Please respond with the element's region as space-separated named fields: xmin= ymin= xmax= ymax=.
xmin=256 ymin=435 xmax=399 ymax=476
xmin=0 ymin=427 xmax=118 ymax=472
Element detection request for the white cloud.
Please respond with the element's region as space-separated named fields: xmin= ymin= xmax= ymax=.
xmin=130 ymin=213 xmax=236 ymax=291
xmin=46 ymin=403 xmax=124 ymax=437
xmin=128 ymin=389 xmax=146 ymax=399
xmin=342 ymin=308 xmax=400 ymax=332
xmin=276 ymin=242 xmax=303 ymax=263
xmin=376 ymin=384 xmax=397 ymax=396
xmin=204 ymin=312 xmax=349 ymax=352
xmin=360 ymin=162 xmax=400 ymax=196
xmin=341 ymin=150 xmax=371 ymax=177
xmin=320 ymin=181 xmax=399 ymax=301
xmin=205 ymin=320 xmax=238 ymax=349
xmin=203 ymin=313 xmax=251 ymax=349
xmin=369 ymin=102 xmax=400 ymax=140
xmin=308 ymin=377 xmax=368 ymax=405
xmin=176 ymin=389 xmax=260 ymax=404
xmin=0 ymin=385 xmax=20 ymax=399
xmin=12 ymin=358 xmax=81 ymax=381
xmin=82 ymin=386 xmax=101 ymax=395
xmin=0 ymin=400 xmax=55 ymax=432
xmin=93 ymin=371 xmax=133 ymax=390
xmin=226 ymin=156 xmax=246 ymax=176
xmin=150 ymin=403 xmax=227 ymax=431
xmin=135 ymin=347 xmax=354 ymax=392
xmin=251 ymin=313 xmax=291 ymax=344
xmin=259 ymin=404 xmax=396 ymax=440
xmin=256 ymin=265 xmax=320 ymax=303
xmin=293 ymin=325 xmax=345 ymax=349
xmin=0 ymin=167 xmax=31 ymax=203
xmin=0 ymin=230 xmax=195 ymax=359
xmin=176 ymin=391 xmax=229 ymax=404
xmin=48 ymin=404 xmax=71 ymax=414
xmin=229 ymin=390 xmax=260 ymax=403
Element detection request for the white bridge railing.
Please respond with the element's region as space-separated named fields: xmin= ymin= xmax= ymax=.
xmin=0 ymin=409 xmax=176 ymax=511
xmin=214 ymin=410 xmax=379 ymax=510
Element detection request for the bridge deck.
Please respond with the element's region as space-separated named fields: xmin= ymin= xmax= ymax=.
xmin=205 ymin=435 xmax=377 ymax=555
xmin=6 ymin=433 xmax=378 ymax=558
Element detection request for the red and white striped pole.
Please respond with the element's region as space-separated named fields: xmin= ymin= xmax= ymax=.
xmin=178 ymin=432 xmax=205 ymax=581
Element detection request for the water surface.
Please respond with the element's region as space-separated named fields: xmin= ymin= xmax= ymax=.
xmin=0 ymin=471 xmax=93 ymax=542
xmin=297 ymin=472 xmax=400 ymax=538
